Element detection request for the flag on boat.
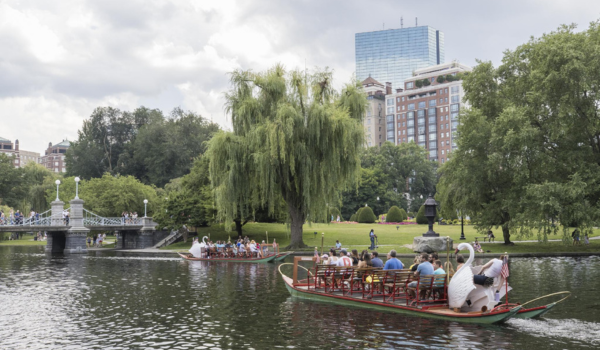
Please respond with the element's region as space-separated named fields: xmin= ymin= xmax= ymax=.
xmin=501 ymin=255 xmax=509 ymax=278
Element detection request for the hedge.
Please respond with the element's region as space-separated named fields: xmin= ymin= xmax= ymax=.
xmin=357 ymin=206 xmax=376 ymax=223
xmin=416 ymin=205 xmax=440 ymax=224
xmin=386 ymin=206 xmax=405 ymax=222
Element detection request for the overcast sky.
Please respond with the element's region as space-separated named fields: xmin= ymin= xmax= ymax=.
xmin=1 ymin=0 xmax=599 ymax=154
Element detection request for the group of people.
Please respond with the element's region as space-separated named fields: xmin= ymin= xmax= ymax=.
xmin=571 ymin=229 xmax=590 ymax=245
xmin=0 ymin=210 xmax=31 ymax=225
xmin=121 ymin=212 xmax=139 ymax=224
xmin=190 ymin=236 xmax=277 ymax=259
xmin=87 ymin=233 xmax=107 ymax=247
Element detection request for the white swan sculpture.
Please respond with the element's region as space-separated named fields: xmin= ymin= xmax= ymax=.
xmin=448 ymin=242 xmax=476 ymax=308
xmin=189 ymin=236 xmax=209 ymax=258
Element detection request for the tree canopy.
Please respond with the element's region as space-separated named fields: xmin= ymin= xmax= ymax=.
xmin=437 ymin=21 xmax=600 ymax=243
xmin=207 ymin=65 xmax=366 ymax=248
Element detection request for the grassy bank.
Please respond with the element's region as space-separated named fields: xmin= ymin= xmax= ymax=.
xmin=164 ymin=222 xmax=600 ymax=254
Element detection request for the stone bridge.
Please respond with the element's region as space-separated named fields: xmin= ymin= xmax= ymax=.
xmin=0 ymin=198 xmax=161 ymax=254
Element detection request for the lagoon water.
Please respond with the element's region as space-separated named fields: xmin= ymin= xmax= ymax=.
xmin=0 ymin=246 xmax=599 ymax=349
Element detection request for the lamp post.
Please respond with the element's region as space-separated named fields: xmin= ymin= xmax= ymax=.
xmin=74 ymin=177 xmax=80 ymax=199
xmin=460 ymin=209 xmax=466 ymax=240
xmin=422 ymin=195 xmax=439 ymax=237
xmin=55 ymin=180 xmax=61 ymax=201
xmin=143 ymin=199 xmax=148 ymax=217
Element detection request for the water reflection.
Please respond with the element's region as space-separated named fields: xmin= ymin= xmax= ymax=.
xmin=0 ymin=246 xmax=598 ymax=349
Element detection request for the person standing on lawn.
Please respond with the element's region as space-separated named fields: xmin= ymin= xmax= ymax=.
xmin=369 ymin=229 xmax=377 ymax=250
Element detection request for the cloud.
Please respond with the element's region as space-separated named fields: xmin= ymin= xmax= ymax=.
xmin=0 ymin=0 xmax=599 ymax=154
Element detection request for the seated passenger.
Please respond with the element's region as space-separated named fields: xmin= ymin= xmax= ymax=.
xmin=456 ymin=254 xmax=465 ymax=271
xmin=357 ymin=250 xmax=372 ymax=268
xmin=407 ymin=253 xmax=434 ymax=298
xmin=337 ymin=249 xmax=353 ymax=266
xmin=409 ymin=255 xmax=420 ymax=272
xmin=328 ymin=249 xmax=339 ymax=265
xmin=383 ymin=250 xmax=404 ymax=270
xmin=370 ymin=251 xmax=384 ymax=268
xmin=478 ymin=255 xmax=507 ymax=287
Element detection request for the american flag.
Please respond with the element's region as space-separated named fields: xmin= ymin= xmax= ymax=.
xmin=501 ymin=256 xmax=510 ymax=278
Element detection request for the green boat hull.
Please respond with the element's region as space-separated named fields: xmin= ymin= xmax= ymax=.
xmin=178 ymin=252 xmax=277 ymax=263
xmin=284 ymin=282 xmax=520 ymax=324
xmin=513 ymin=303 xmax=556 ymax=319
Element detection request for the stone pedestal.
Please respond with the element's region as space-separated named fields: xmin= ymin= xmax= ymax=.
xmin=51 ymin=200 xmax=64 ymax=226
xmin=413 ymin=236 xmax=453 ymax=253
xmin=66 ymin=198 xmax=89 ymax=254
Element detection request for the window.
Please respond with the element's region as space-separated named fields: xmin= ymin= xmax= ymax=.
xmin=445 ymin=107 xmax=449 ymax=112
xmin=62 ymin=168 xmax=66 ymax=172
xmin=445 ymin=88 xmax=448 ymax=94
xmin=442 ymin=158 xmax=445 ymax=164
xmin=451 ymin=95 xmax=459 ymax=103
xmin=403 ymin=122 xmax=406 ymax=127
xmin=451 ymin=112 xmax=459 ymax=120
xmin=431 ymin=77 xmax=435 ymax=82
xmin=408 ymin=136 xmax=414 ymax=143
xmin=428 ymin=107 xmax=436 ymax=116
xmin=387 ymin=99 xmax=394 ymax=106
xmin=417 ymin=110 xmax=425 ymax=118
xmin=418 ymin=101 xmax=426 ymax=109
xmin=442 ymin=150 xmax=445 ymax=155
xmin=407 ymin=127 xmax=415 ymax=135
xmin=451 ymin=86 xmax=459 ymax=94
xmin=429 ymin=124 xmax=437 ymax=132
xmin=397 ymin=114 xmax=401 ymax=121
xmin=387 ymin=131 xmax=394 ymax=138
xmin=403 ymin=138 xmax=406 ymax=142
xmin=429 ymin=141 xmax=437 ymax=149
xmin=54 ymin=161 xmax=59 ymax=166
xmin=408 ymin=103 xmax=415 ymax=110
xmin=439 ymin=98 xmax=443 ymax=104
xmin=450 ymin=104 xmax=459 ymax=112
xmin=368 ymin=127 xmax=371 ymax=132
xmin=367 ymin=118 xmax=371 ymax=124
xmin=407 ymin=111 xmax=414 ymax=119
xmin=418 ymin=118 xmax=425 ymax=126
xmin=445 ymin=97 xmax=448 ymax=103
xmin=407 ymin=119 xmax=414 ymax=127
xmin=406 ymin=82 xmax=414 ymax=89
xmin=440 ymin=116 xmax=444 ymax=121
xmin=439 ymin=89 xmax=443 ymax=94
xmin=446 ymin=132 xmax=450 ymax=137
xmin=452 ymin=121 xmax=459 ymax=129
xmin=380 ymin=126 xmax=383 ymax=131
xmin=379 ymin=135 xmax=382 ymax=139
xmin=387 ymin=107 xmax=394 ymax=114
xmin=386 ymin=115 xmax=394 ymax=122
xmin=402 ymin=105 xmax=405 ymax=110
xmin=429 ymin=99 xmax=436 ymax=107
xmin=446 ymin=140 xmax=450 ymax=145
xmin=429 ymin=150 xmax=437 ymax=157
xmin=397 ymin=97 xmax=401 ymax=103
xmin=429 ymin=116 xmax=436 ymax=123
xmin=429 ymin=133 xmax=437 ymax=140
xmin=440 ymin=124 xmax=444 ymax=130
xmin=446 ymin=123 xmax=449 ymax=129
xmin=55 ymin=168 xmax=59 ymax=172
xmin=397 ymin=106 xmax=401 ymax=112
xmin=418 ymin=127 xmax=425 ymax=135
xmin=402 ymin=97 xmax=405 ymax=102
xmin=403 ymin=130 xmax=406 ymax=135
xmin=418 ymin=135 xmax=426 ymax=142
xmin=398 ymin=130 xmax=402 ymax=136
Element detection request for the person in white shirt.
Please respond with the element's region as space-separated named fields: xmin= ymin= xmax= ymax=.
xmin=337 ymin=249 xmax=353 ymax=267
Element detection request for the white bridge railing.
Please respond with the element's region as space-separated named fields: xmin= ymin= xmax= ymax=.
xmin=83 ymin=209 xmax=142 ymax=226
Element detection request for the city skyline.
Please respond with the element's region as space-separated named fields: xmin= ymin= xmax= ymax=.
xmin=1 ymin=0 xmax=599 ymax=154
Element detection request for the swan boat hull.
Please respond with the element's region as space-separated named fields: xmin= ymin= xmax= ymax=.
xmin=281 ymin=274 xmax=521 ymax=324
xmin=273 ymin=252 xmax=292 ymax=262
xmin=178 ymin=252 xmax=278 ymax=263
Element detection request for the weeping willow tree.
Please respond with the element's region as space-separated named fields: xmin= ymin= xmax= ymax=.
xmin=207 ymin=65 xmax=366 ymax=248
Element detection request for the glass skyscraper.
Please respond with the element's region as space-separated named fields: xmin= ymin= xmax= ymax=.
xmin=355 ymin=26 xmax=444 ymax=90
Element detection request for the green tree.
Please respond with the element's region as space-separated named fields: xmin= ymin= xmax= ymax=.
xmin=436 ymin=75 xmax=446 ymax=84
xmin=208 ymin=65 xmax=366 ymax=248
xmin=0 ymin=153 xmax=25 ymax=209
xmin=416 ymin=205 xmax=439 ymax=224
xmin=415 ymin=80 xmax=423 ymax=88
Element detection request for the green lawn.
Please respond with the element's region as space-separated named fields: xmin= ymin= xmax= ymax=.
xmin=164 ymin=222 xmax=600 ymax=254
xmin=0 ymin=234 xmax=47 ymax=246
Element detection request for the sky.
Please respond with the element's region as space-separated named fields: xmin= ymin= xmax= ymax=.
xmin=1 ymin=0 xmax=599 ymax=154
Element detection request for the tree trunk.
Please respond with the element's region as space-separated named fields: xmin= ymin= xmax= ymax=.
xmin=502 ymin=224 xmax=512 ymax=245
xmin=234 ymin=219 xmax=243 ymax=238
xmin=286 ymin=203 xmax=307 ymax=249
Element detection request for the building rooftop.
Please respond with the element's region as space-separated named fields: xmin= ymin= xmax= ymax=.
xmin=52 ymin=140 xmax=71 ymax=148
xmin=0 ymin=136 xmax=11 ymax=143
xmin=361 ymin=76 xmax=384 ymax=87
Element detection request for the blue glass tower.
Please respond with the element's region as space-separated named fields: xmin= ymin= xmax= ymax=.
xmin=355 ymin=26 xmax=444 ymax=90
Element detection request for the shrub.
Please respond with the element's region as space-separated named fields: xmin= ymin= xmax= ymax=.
xmin=386 ymin=206 xmax=404 ymax=222
xmin=415 ymin=80 xmax=423 ymax=88
xmin=358 ymin=206 xmax=376 ymax=223
xmin=349 ymin=214 xmax=357 ymax=222
xmin=408 ymin=212 xmax=415 ymax=218
xmin=446 ymin=74 xmax=456 ymax=82
xmin=436 ymin=75 xmax=446 ymax=84
xmin=422 ymin=79 xmax=431 ymax=86
xmin=416 ymin=205 xmax=440 ymax=225
xmin=398 ymin=208 xmax=408 ymax=221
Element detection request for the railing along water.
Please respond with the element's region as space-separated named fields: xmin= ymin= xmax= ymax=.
xmin=83 ymin=209 xmax=142 ymax=226
xmin=0 ymin=208 xmax=69 ymax=226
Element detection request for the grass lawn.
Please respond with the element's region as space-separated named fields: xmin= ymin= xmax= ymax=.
xmin=0 ymin=234 xmax=47 ymax=246
xmin=164 ymin=222 xmax=600 ymax=254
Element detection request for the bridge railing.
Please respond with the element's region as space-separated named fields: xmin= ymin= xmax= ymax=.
xmin=83 ymin=209 xmax=142 ymax=226
xmin=0 ymin=209 xmax=71 ymax=227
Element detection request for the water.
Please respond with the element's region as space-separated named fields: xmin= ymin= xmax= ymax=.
xmin=0 ymin=246 xmax=599 ymax=349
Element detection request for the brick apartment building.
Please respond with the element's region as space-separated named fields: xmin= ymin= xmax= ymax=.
xmin=40 ymin=140 xmax=71 ymax=173
xmin=384 ymin=61 xmax=471 ymax=164
xmin=0 ymin=137 xmax=40 ymax=168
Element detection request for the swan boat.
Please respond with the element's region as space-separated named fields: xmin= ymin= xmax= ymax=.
xmin=278 ymin=256 xmax=521 ymax=324
xmin=180 ymin=237 xmax=290 ymax=263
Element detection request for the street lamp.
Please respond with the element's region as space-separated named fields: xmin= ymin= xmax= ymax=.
xmin=143 ymin=199 xmax=148 ymax=217
xmin=74 ymin=177 xmax=80 ymax=199
xmin=459 ymin=209 xmax=466 ymax=240
xmin=423 ymin=195 xmax=439 ymax=237
xmin=55 ymin=180 xmax=61 ymax=201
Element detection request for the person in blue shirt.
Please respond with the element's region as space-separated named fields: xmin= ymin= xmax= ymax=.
xmin=407 ymin=253 xmax=435 ymax=298
xmin=383 ymin=250 xmax=404 ymax=270
xmin=371 ymin=251 xmax=384 ymax=268
xmin=369 ymin=229 xmax=377 ymax=250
